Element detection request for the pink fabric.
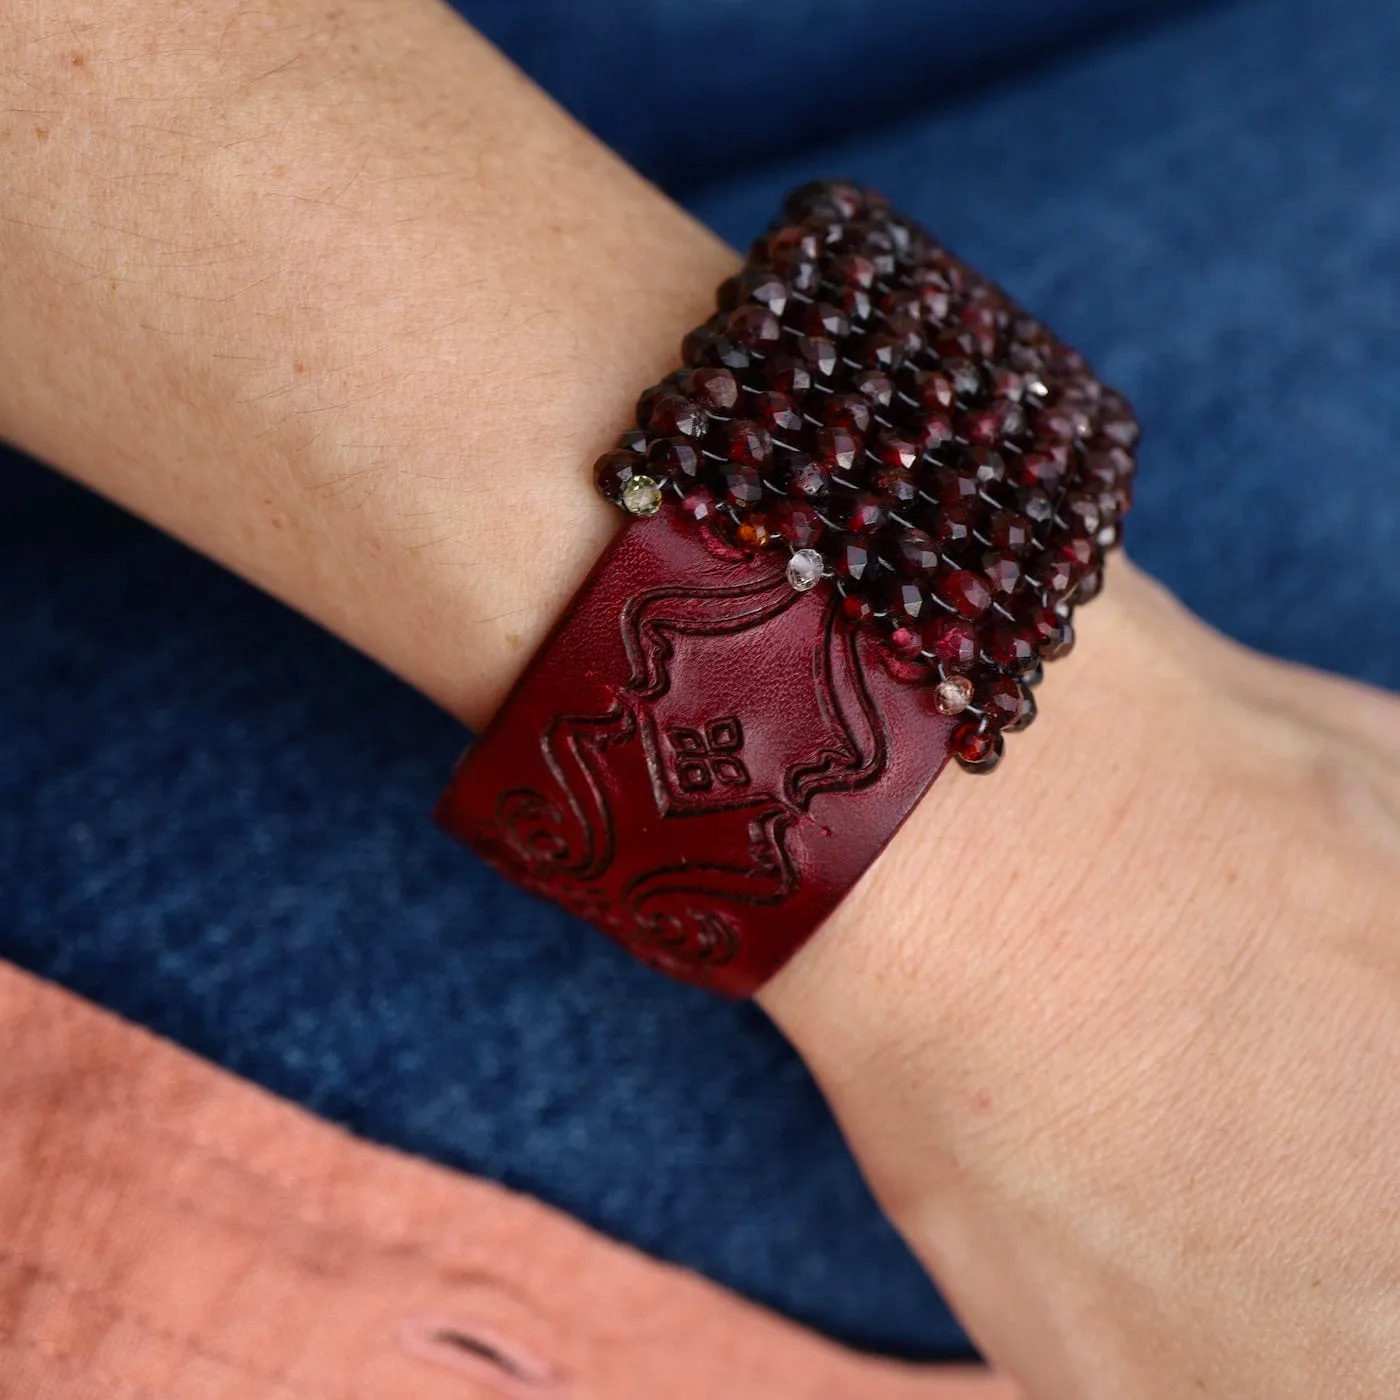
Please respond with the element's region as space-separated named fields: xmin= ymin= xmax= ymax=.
xmin=0 ymin=963 xmax=1015 ymax=1399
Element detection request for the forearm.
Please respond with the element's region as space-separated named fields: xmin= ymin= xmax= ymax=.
xmin=0 ymin=0 xmax=733 ymax=720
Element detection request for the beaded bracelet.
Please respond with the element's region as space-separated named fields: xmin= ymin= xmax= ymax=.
xmin=437 ymin=181 xmax=1137 ymax=995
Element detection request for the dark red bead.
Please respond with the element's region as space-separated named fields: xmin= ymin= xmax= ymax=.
xmin=726 ymin=304 xmax=782 ymax=348
xmin=927 ymin=501 xmax=975 ymax=549
xmin=1028 ymin=606 xmax=1075 ymax=660
xmin=889 ymin=626 xmax=924 ymax=660
xmin=833 ymin=537 xmax=874 ymax=582
xmin=872 ymin=464 xmax=918 ymax=509
xmin=772 ymin=500 xmax=825 ymax=549
xmin=842 ymin=591 xmax=876 ymax=625
xmin=951 ymin=720 xmax=1003 ymax=772
xmin=945 ymin=358 xmax=982 ymax=400
xmin=768 ymin=357 xmax=813 ymax=400
xmin=966 ymin=445 xmax=1007 ymax=486
xmin=830 ymin=252 xmax=877 ymax=289
xmin=872 ymin=431 xmax=918 ymax=472
xmin=988 ymin=509 xmax=1034 ymax=555
xmin=735 ymin=269 xmax=790 ymax=316
xmin=981 ymin=675 xmax=1026 ymax=729
xmin=711 ymin=337 xmax=753 ymax=372
xmin=1075 ymin=569 xmax=1103 ymax=605
xmin=1083 ymin=445 xmax=1134 ymax=488
xmin=753 ymin=389 xmax=803 ymax=437
xmin=913 ymin=370 xmax=956 ymax=414
xmin=824 ymin=394 xmax=873 ymax=436
xmin=780 ymin=452 xmax=830 ymax=500
xmin=1030 ymin=551 xmax=1075 ymax=596
xmin=987 ymin=622 xmax=1039 ymax=675
xmin=681 ymin=325 xmax=718 ymax=366
xmin=934 ymin=568 xmax=992 ymax=620
xmin=894 ymin=527 xmax=941 ymax=575
xmin=924 ymin=616 xmax=979 ymax=672
xmin=1006 ymin=684 xmax=1038 ymax=733
xmin=646 ymin=437 xmax=703 ymax=483
xmin=1015 ymin=449 xmax=1066 ymax=490
xmin=817 ymin=426 xmax=861 ymax=476
xmin=882 ymin=577 xmax=933 ymax=625
xmin=861 ymin=330 xmax=909 ymax=373
xmin=683 ymin=366 xmax=740 ymax=412
xmin=1098 ymin=393 xmax=1141 ymax=448
xmin=766 ymin=225 xmax=821 ymax=264
xmin=929 ymin=463 xmax=981 ymax=508
xmin=719 ymin=462 xmax=763 ymax=507
xmin=643 ymin=388 xmax=705 ymax=438
xmin=680 ymin=485 xmax=720 ymax=523
xmin=1017 ymin=487 xmax=1056 ymax=527
xmin=593 ymin=449 xmax=643 ymax=504
xmin=983 ymin=553 xmax=1023 ymax=599
xmin=1062 ymin=492 xmax=1103 ymax=537
xmin=916 ymin=413 xmax=955 ymax=452
xmin=803 ymin=302 xmax=850 ymax=341
xmin=959 ymin=407 xmax=1005 ymax=446
xmin=1056 ymin=536 xmax=1097 ymax=577
xmin=798 ymin=334 xmax=840 ymax=380
xmin=726 ymin=419 xmax=773 ymax=467
xmin=842 ymin=493 xmax=888 ymax=533
xmin=618 ymin=427 xmax=647 ymax=454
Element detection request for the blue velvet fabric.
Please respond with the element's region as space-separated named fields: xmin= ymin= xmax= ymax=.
xmin=4 ymin=0 xmax=1400 ymax=1362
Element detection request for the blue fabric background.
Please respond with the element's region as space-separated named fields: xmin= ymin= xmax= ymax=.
xmin=3 ymin=0 xmax=1399 ymax=1362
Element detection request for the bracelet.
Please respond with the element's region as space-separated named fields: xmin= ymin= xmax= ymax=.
xmin=436 ymin=181 xmax=1138 ymax=997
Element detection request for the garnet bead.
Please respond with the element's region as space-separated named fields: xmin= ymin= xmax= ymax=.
xmin=882 ymin=578 xmax=933 ymax=625
xmin=924 ymin=616 xmax=978 ymax=672
xmin=934 ymin=568 xmax=992 ymax=620
xmin=894 ymin=528 xmax=941 ymax=575
xmin=647 ymin=437 xmax=703 ymax=483
xmin=754 ymin=390 xmax=804 ymax=438
xmin=773 ymin=500 xmax=824 ymax=549
xmin=719 ymin=463 xmax=764 ymax=508
xmin=842 ymin=493 xmax=888 ymax=534
xmin=726 ymin=420 xmax=773 ymax=467
xmin=780 ymin=452 xmax=830 ymax=500
xmin=988 ymin=509 xmax=1034 ymax=555
xmin=987 ymin=622 xmax=1039 ymax=675
xmin=834 ymin=537 xmax=875 ymax=582
xmin=644 ymin=389 xmax=705 ymax=438
xmin=981 ymin=675 xmax=1026 ymax=729
xmin=684 ymin=367 xmax=740 ymax=412
xmin=824 ymin=393 xmax=873 ymax=435
xmin=951 ymin=721 xmax=1003 ymax=774
xmin=593 ymin=449 xmax=643 ymax=504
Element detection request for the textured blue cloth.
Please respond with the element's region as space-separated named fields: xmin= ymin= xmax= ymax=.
xmin=4 ymin=0 xmax=1400 ymax=1362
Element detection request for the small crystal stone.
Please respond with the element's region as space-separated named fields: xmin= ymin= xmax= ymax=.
xmin=933 ymin=674 xmax=974 ymax=716
xmin=621 ymin=474 xmax=663 ymax=517
xmin=786 ymin=548 xmax=826 ymax=592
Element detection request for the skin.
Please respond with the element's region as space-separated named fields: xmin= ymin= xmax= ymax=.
xmin=3 ymin=2 xmax=1398 ymax=1395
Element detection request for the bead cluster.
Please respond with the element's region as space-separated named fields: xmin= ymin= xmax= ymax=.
xmin=593 ymin=181 xmax=1138 ymax=774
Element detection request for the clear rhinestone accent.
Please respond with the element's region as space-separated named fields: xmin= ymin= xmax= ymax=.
xmin=621 ymin=474 xmax=663 ymax=517
xmin=786 ymin=547 xmax=825 ymax=592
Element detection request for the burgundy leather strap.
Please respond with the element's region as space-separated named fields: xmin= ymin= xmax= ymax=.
xmin=436 ymin=503 xmax=956 ymax=998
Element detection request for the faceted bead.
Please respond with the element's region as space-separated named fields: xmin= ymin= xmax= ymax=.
xmin=834 ymin=284 xmax=874 ymax=324
xmin=621 ymin=475 xmax=664 ymax=518
xmin=988 ymin=509 xmax=1034 ymax=555
xmin=842 ymin=493 xmax=888 ymax=534
xmin=830 ymin=252 xmax=878 ymax=289
xmin=989 ymin=367 xmax=1024 ymax=402
xmin=786 ymin=547 xmax=826 ymax=592
xmin=929 ymin=464 xmax=981 ymax=508
xmin=926 ymin=501 xmax=975 ymax=550
xmin=768 ymin=357 xmax=813 ymax=400
xmin=1015 ymin=449 xmax=1066 ymax=491
xmin=753 ymin=389 xmax=803 ymax=438
xmin=1061 ymin=493 xmax=1102 ymax=537
xmin=593 ymin=448 xmax=643 ymax=504
xmin=861 ymin=330 xmax=909 ymax=373
xmin=736 ymin=269 xmax=790 ymax=316
xmin=872 ymin=464 xmax=918 ymax=510
xmin=726 ymin=419 xmax=773 ymax=467
xmin=842 ymin=591 xmax=876 ymax=625
xmin=817 ymin=426 xmax=862 ymax=476
xmin=780 ymin=452 xmax=831 ymax=501
xmin=1030 ymin=551 xmax=1075 ymax=596
xmin=803 ymin=302 xmax=851 ymax=341
xmin=933 ymin=674 xmax=974 ymax=716
xmin=1075 ymin=569 xmax=1104 ymax=605
xmin=913 ymin=370 xmax=956 ymax=414
xmin=784 ymin=179 xmax=863 ymax=222
xmin=872 ymin=431 xmax=919 ymax=472
xmin=951 ymin=721 xmax=1003 ymax=773
xmin=916 ymin=413 xmax=955 ymax=452
xmin=833 ymin=537 xmax=874 ymax=582
xmin=646 ymin=437 xmax=703 ymax=484
xmin=852 ymin=372 xmax=897 ymax=410
xmin=945 ymin=358 xmax=982 ymax=400
xmin=981 ymin=675 xmax=1026 ymax=729
xmin=959 ymin=407 xmax=1005 ymax=446
xmin=736 ymin=514 xmax=773 ymax=550
xmin=711 ymin=337 xmax=753 ymax=372
xmin=798 ymin=334 xmax=840 ymax=381
xmin=773 ymin=500 xmax=825 ymax=549
xmin=1006 ymin=684 xmax=1038 ymax=733
xmin=934 ymin=568 xmax=992 ymax=620
xmin=1028 ymin=606 xmax=1074 ymax=660
xmin=682 ymin=325 xmax=717 ymax=366
xmin=683 ymin=366 xmax=740 ymax=412
xmin=644 ymin=389 xmax=705 ymax=438
xmin=923 ymin=615 xmax=979 ymax=672
xmin=680 ymin=485 xmax=720 ymax=523
xmin=986 ymin=622 xmax=1039 ymax=675
xmin=1046 ymin=616 xmax=1076 ymax=659
xmin=1083 ymin=445 xmax=1134 ymax=488
xmin=1016 ymin=487 xmax=1056 ymax=527
xmin=766 ymin=225 xmax=822 ymax=265
xmin=824 ymin=393 xmax=873 ymax=436
xmin=882 ymin=577 xmax=933 ymax=625
xmin=726 ymin=304 xmax=782 ymax=348
xmin=719 ymin=463 xmax=764 ymax=508
xmin=618 ymin=427 xmax=647 ymax=454
xmin=1098 ymin=393 xmax=1141 ymax=448
xmin=983 ymin=552 xmax=1023 ymax=599
xmin=1056 ymin=536 xmax=1097 ymax=578
xmin=966 ymin=446 xmax=1006 ymax=486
